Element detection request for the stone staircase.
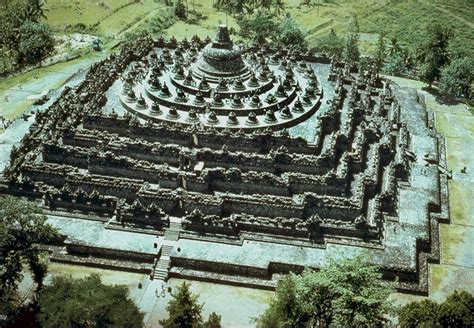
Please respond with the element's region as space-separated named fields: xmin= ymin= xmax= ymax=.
xmin=152 ymin=245 xmax=173 ymax=281
xmin=165 ymin=221 xmax=181 ymax=241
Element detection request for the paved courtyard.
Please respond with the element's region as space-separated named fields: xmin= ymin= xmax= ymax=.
xmin=389 ymin=77 xmax=474 ymax=306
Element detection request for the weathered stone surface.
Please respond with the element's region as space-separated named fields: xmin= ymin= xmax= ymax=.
xmin=0 ymin=26 xmax=449 ymax=294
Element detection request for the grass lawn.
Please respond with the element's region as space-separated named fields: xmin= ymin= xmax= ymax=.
xmin=44 ymin=0 xmax=168 ymax=38
xmin=0 ymin=51 xmax=103 ymax=120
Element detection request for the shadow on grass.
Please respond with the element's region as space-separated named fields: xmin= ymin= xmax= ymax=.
xmin=421 ymin=86 xmax=469 ymax=108
xmin=184 ymin=12 xmax=209 ymax=25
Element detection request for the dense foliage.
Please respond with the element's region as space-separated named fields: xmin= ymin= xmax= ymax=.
xmin=124 ymin=8 xmax=176 ymax=40
xmin=238 ymin=10 xmax=277 ymax=44
xmin=0 ymin=0 xmax=55 ymax=70
xmin=160 ymin=282 xmax=204 ymax=328
xmin=214 ymin=0 xmax=285 ymax=16
xmin=237 ymin=10 xmax=305 ymax=51
xmin=439 ymin=57 xmax=474 ymax=100
xmin=175 ymin=0 xmax=187 ymax=19
xmin=203 ymin=312 xmax=222 ymax=328
xmin=399 ymin=290 xmax=474 ymax=328
xmin=416 ymin=24 xmax=452 ymax=88
xmin=160 ymin=282 xmax=223 ymax=328
xmin=257 ymin=256 xmax=395 ymax=327
xmin=358 ymin=0 xmax=474 ymax=60
xmin=275 ymin=14 xmax=307 ymax=51
xmin=314 ymin=29 xmax=344 ymax=58
xmin=17 ymin=20 xmax=55 ymax=65
xmin=38 ymin=274 xmax=144 ymax=328
xmin=343 ymin=17 xmax=360 ymax=63
xmin=0 ymin=196 xmax=60 ymax=298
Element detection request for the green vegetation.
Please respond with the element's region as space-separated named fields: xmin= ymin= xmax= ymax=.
xmin=314 ymin=29 xmax=344 ymax=58
xmin=0 ymin=196 xmax=60 ymax=324
xmin=123 ymin=8 xmax=176 ymax=40
xmin=382 ymin=37 xmax=410 ymax=76
xmin=203 ymin=312 xmax=222 ymax=328
xmin=0 ymin=196 xmax=60 ymax=297
xmin=440 ymin=58 xmax=474 ymax=99
xmin=256 ymin=256 xmax=395 ymax=327
xmin=38 ymin=273 xmax=144 ymax=328
xmin=43 ymin=0 xmax=168 ymax=37
xmin=214 ymin=0 xmax=285 ymax=16
xmin=238 ymin=11 xmax=307 ymax=50
xmin=399 ymin=290 xmax=474 ymax=327
xmin=238 ymin=10 xmax=277 ymax=44
xmin=175 ymin=0 xmax=187 ymax=19
xmin=275 ymin=14 xmax=307 ymax=51
xmin=416 ymin=23 xmax=452 ymax=89
xmin=0 ymin=0 xmax=55 ymax=72
xmin=343 ymin=16 xmax=360 ymax=63
xmin=358 ymin=0 xmax=474 ymax=59
xmin=160 ymin=281 xmax=222 ymax=328
xmin=160 ymin=281 xmax=203 ymax=328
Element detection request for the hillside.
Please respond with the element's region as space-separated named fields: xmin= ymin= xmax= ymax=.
xmin=39 ymin=0 xmax=473 ymax=58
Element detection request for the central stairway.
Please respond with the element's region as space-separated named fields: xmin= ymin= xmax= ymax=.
xmin=153 ymin=245 xmax=173 ymax=281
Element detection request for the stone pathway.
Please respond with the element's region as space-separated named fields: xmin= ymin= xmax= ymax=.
xmin=389 ymin=78 xmax=474 ymax=305
xmin=428 ymin=93 xmax=474 ymax=301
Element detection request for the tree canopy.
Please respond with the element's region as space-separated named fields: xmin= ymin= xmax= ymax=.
xmin=275 ymin=14 xmax=307 ymax=52
xmin=160 ymin=281 xmax=204 ymax=328
xmin=416 ymin=23 xmax=452 ymax=88
xmin=203 ymin=312 xmax=222 ymax=328
xmin=0 ymin=196 xmax=60 ymax=297
xmin=399 ymin=290 xmax=474 ymax=328
xmin=238 ymin=10 xmax=277 ymax=44
xmin=0 ymin=0 xmax=54 ymax=70
xmin=214 ymin=0 xmax=286 ymax=17
xmin=343 ymin=17 xmax=360 ymax=63
xmin=38 ymin=274 xmax=144 ymax=328
xmin=315 ymin=29 xmax=345 ymax=58
xmin=257 ymin=256 xmax=395 ymax=327
xmin=439 ymin=57 xmax=474 ymax=100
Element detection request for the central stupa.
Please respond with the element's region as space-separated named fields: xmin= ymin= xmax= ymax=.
xmin=194 ymin=25 xmax=249 ymax=80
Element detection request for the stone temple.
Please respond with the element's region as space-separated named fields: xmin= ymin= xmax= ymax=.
xmin=1 ymin=25 xmax=449 ymax=293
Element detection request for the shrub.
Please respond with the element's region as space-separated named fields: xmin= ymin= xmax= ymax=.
xmin=439 ymin=57 xmax=474 ymax=100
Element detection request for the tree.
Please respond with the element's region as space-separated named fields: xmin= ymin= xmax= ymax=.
xmin=398 ymin=299 xmax=440 ymax=328
xmin=257 ymin=256 xmax=395 ymax=327
xmin=399 ymin=290 xmax=474 ymax=328
xmin=437 ymin=290 xmax=474 ymax=327
xmin=160 ymin=282 xmax=204 ymax=328
xmin=204 ymin=312 xmax=222 ymax=328
xmin=343 ymin=16 xmax=360 ymax=62
xmin=0 ymin=196 xmax=60 ymax=298
xmin=386 ymin=37 xmax=402 ymax=57
xmin=175 ymin=0 xmax=187 ymax=19
xmin=238 ymin=10 xmax=277 ymax=44
xmin=315 ymin=29 xmax=344 ymax=58
xmin=374 ymin=33 xmax=386 ymax=74
xmin=439 ymin=57 xmax=474 ymax=100
xmin=272 ymin=0 xmax=285 ymax=16
xmin=17 ymin=21 xmax=55 ymax=65
xmin=416 ymin=23 xmax=452 ymax=88
xmin=276 ymin=13 xmax=307 ymax=51
xmin=38 ymin=274 xmax=144 ymax=328
xmin=383 ymin=51 xmax=407 ymax=76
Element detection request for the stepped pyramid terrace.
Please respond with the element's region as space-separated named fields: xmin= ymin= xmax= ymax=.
xmin=0 ymin=25 xmax=450 ymax=294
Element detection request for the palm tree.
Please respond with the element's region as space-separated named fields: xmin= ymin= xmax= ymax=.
xmin=386 ymin=37 xmax=401 ymax=56
xmin=272 ymin=0 xmax=285 ymax=15
xmin=260 ymin=0 xmax=272 ymax=11
xmin=25 ymin=0 xmax=48 ymax=22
